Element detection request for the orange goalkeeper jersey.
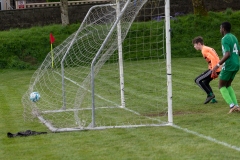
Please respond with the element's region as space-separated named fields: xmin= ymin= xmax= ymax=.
xmin=202 ymin=45 xmax=221 ymax=72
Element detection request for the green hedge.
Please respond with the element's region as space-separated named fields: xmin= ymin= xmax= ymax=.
xmin=0 ymin=24 xmax=79 ymax=69
xmin=0 ymin=9 xmax=239 ymax=69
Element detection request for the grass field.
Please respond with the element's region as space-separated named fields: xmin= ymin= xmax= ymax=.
xmin=1 ymin=57 xmax=240 ymax=159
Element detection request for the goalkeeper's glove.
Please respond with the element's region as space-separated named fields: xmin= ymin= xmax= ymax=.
xmin=211 ymin=71 xmax=218 ymax=79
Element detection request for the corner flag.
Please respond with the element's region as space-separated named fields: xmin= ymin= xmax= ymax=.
xmin=50 ymin=33 xmax=55 ymax=44
xmin=50 ymin=33 xmax=55 ymax=68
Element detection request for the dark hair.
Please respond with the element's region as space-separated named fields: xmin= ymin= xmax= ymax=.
xmin=221 ymin=22 xmax=231 ymax=32
xmin=192 ymin=36 xmax=204 ymax=45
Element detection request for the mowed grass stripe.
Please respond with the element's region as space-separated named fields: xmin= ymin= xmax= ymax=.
xmin=1 ymin=57 xmax=240 ymax=159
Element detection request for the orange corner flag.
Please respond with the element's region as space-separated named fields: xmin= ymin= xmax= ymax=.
xmin=50 ymin=33 xmax=55 ymax=44
xmin=50 ymin=33 xmax=55 ymax=68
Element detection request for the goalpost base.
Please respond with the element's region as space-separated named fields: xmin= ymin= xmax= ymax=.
xmin=37 ymin=114 xmax=172 ymax=132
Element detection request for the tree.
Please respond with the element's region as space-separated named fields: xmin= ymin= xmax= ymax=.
xmin=60 ymin=0 xmax=69 ymax=26
xmin=192 ymin=0 xmax=208 ymax=16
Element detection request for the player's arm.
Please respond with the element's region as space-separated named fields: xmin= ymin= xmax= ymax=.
xmin=212 ymin=51 xmax=230 ymax=72
xmin=238 ymin=44 xmax=240 ymax=56
xmin=218 ymin=51 xmax=230 ymax=65
xmin=213 ymin=41 xmax=231 ymax=72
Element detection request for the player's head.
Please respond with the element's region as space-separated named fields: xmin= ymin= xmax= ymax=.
xmin=220 ymin=22 xmax=231 ymax=35
xmin=192 ymin=36 xmax=204 ymax=50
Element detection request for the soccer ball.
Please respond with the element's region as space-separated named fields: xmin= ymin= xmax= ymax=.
xmin=30 ymin=92 xmax=40 ymax=102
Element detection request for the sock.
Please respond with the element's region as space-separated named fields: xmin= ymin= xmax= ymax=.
xmin=227 ymin=86 xmax=238 ymax=106
xmin=208 ymin=92 xmax=213 ymax=96
xmin=220 ymin=87 xmax=234 ymax=106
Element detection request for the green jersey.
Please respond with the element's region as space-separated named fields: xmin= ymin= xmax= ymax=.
xmin=221 ymin=33 xmax=240 ymax=71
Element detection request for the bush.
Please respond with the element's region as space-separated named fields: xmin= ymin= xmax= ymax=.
xmin=0 ymin=24 xmax=79 ymax=69
xmin=0 ymin=9 xmax=240 ymax=69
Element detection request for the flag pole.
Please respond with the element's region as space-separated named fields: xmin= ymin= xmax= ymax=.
xmin=51 ymin=43 xmax=54 ymax=68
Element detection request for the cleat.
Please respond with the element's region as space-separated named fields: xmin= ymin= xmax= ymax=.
xmin=236 ymin=107 xmax=240 ymax=112
xmin=211 ymin=99 xmax=218 ymax=103
xmin=228 ymin=106 xmax=238 ymax=114
xmin=204 ymin=94 xmax=215 ymax=104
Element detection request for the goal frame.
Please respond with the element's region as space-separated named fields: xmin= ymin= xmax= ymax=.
xmin=90 ymin=0 xmax=173 ymax=128
xmin=165 ymin=0 xmax=173 ymax=125
xmin=29 ymin=0 xmax=173 ymax=132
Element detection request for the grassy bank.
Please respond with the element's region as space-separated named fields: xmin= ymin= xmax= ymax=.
xmin=0 ymin=9 xmax=240 ymax=69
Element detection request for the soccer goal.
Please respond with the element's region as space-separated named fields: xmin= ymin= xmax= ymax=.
xmin=22 ymin=0 xmax=172 ymax=132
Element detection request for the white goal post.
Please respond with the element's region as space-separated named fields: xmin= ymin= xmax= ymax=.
xmin=22 ymin=0 xmax=172 ymax=132
xmin=165 ymin=0 xmax=173 ymax=125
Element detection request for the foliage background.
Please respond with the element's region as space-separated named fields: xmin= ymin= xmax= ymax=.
xmin=0 ymin=9 xmax=239 ymax=69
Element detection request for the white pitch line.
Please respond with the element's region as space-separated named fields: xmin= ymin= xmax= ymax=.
xmin=172 ymin=124 xmax=240 ymax=152
xmin=52 ymin=72 xmax=240 ymax=151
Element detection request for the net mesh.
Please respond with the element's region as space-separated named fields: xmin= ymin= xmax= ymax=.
xmin=22 ymin=0 xmax=168 ymax=131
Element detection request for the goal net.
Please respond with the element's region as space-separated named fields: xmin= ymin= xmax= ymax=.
xmin=22 ymin=0 xmax=172 ymax=132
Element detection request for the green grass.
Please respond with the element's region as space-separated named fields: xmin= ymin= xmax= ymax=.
xmin=2 ymin=57 xmax=240 ymax=159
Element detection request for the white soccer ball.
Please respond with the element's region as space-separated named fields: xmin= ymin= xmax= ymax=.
xmin=30 ymin=92 xmax=40 ymax=102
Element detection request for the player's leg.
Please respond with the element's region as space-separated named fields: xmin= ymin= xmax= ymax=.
xmin=227 ymin=86 xmax=238 ymax=106
xmin=219 ymin=80 xmax=236 ymax=113
xmin=195 ymin=70 xmax=211 ymax=93
xmin=195 ymin=70 xmax=215 ymax=104
xmin=206 ymin=71 xmax=220 ymax=103
xmin=226 ymin=70 xmax=239 ymax=110
xmin=202 ymin=75 xmax=217 ymax=104
xmin=203 ymin=76 xmax=217 ymax=103
xmin=219 ymin=70 xmax=239 ymax=113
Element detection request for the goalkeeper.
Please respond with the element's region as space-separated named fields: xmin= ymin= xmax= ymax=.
xmin=192 ymin=36 xmax=221 ymax=104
